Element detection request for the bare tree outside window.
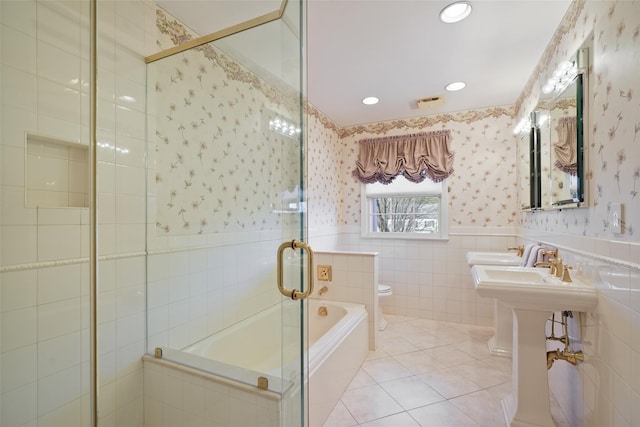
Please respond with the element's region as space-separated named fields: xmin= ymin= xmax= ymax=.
xmin=371 ymin=196 xmax=439 ymax=233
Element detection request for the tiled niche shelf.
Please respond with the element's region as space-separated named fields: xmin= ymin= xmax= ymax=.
xmin=25 ymin=133 xmax=89 ymax=208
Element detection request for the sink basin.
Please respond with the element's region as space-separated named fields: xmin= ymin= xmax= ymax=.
xmin=466 ymin=251 xmax=521 ymax=267
xmin=471 ymin=265 xmax=597 ymax=312
xmin=471 ymin=265 xmax=597 ymax=427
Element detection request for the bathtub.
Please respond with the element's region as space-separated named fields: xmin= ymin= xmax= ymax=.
xmin=143 ymin=299 xmax=368 ymax=427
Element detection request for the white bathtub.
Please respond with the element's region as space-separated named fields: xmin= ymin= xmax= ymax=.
xmin=143 ymin=299 xmax=368 ymax=427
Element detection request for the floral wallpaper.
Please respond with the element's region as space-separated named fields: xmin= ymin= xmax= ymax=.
xmin=306 ymin=105 xmax=342 ymax=232
xmin=519 ymin=0 xmax=640 ymax=240
xmin=337 ymin=107 xmax=520 ymax=227
xmin=152 ymin=9 xmax=302 ymax=236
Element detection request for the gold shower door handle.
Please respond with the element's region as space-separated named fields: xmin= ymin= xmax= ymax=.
xmin=277 ymin=240 xmax=315 ymax=300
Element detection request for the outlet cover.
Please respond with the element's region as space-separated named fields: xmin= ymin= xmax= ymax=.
xmin=317 ymin=265 xmax=332 ymax=281
xmin=611 ymin=203 xmax=623 ymax=234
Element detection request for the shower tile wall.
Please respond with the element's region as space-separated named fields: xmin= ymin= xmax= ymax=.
xmin=0 ymin=0 xmax=154 ymax=425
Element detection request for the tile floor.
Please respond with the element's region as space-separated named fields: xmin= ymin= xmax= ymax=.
xmin=322 ymin=314 xmax=570 ymax=427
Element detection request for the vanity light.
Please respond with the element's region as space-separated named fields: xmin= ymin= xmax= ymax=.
xmin=440 ymin=1 xmax=472 ymax=23
xmin=445 ymin=81 xmax=466 ymax=91
xmin=362 ymin=96 xmax=379 ymax=105
xmin=542 ymin=60 xmax=578 ymax=95
xmin=513 ymin=116 xmax=531 ymax=135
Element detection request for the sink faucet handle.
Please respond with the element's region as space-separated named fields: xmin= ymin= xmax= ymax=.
xmin=553 ymin=258 xmax=564 ymax=277
xmin=508 ymin=245 xmax=524 ymax=257
xmin=561 ymin=265 xmax=573 ymax=283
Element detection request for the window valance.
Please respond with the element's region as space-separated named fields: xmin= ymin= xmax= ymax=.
xmin=352 ymin=130 xmax=454 ymax=184
xmin=553 ymin=117 xmax=577 ymax=175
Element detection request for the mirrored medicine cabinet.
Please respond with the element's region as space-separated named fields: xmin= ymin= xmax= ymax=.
xmin=520 ymin=47 xmax=589 ymax=211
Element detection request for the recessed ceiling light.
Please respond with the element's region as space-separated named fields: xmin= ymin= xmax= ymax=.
xmin=440 ymin=1 xmax=472 ymax=23
xmin=362 ymin=96 xmax=379 ymax=105
xmin=445 ymin=81 xmax=466 ymax=91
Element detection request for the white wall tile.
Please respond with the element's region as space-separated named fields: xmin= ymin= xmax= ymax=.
xmin=36 ymin=2 xmax=81 ymax=57
xmin=1 ymin=382 xmax=38 ymax=426
xmin=37 ymin=78 xmax=81 ymax=124
xmin=1 ymin=0 xmax=37 ymax=37
xmin=37 ymin=364 xmax=81 ymax=415
xmin=1 ymin=25 xmax=36 ymax=74
xmin=37 ymin=298 xmax=81 ymax=341
xmin=37 ymin=264 xmax=81 ymax=305
xmin=37 ymin=331 xmax=81 ymax=379
xmin=115 ymin=223 xmax=145 ymax=253
xmin=37 ymin=115 xmax=82 ymax=145
xmin=1 ymin=269 xmax=37 ymax=312
xmin=1 ymin=344 xmax=37 ymax=393
xmin=2 ymin=65 xmax=37 ymax=112
xmin=37 ymin=398 xmax=83 ymax=427
xmin=1 ymin=306 xmax=37 ymax=351
xmin=37 ymin=225 xmax=81 ymax=261
xmin=36 ymin=40 xmax=80 ymax=87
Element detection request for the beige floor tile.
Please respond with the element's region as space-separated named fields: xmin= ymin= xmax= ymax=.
xmin=408 ymin=401 xmax=482 ymax=427
xmin=450 ymin=389 xmax=507 ymax=427
xmin=366 ymin=348 xmax=390 ymax=361
xmin=393 ymin=350 xmax=445 ymax=375
xmin=455 ymin=338 xmax=494 ymax=360
xmin=378 ymin=335 xmax=420 ymax=356
xmin=379 ymin=376 xmax=445 ymax=410
xmin=362 ymin=357 xmax=413 ymax=383
xmin=454 ymin=359 xmax=510 ymax=389
xmin=417 ymin=367 xmax=484 ymax=399
xmin=359 ymin=412 xmax=421 ymax=427
xmin=340 ymin=384 xmax=404 ymax=424
xmin=423 ymin=344 xmax=477 ymax=367
xmin=347 ymin=369 xmax=377 ymax=391
xmin=322 ymin=401 xmax=358 ymax=427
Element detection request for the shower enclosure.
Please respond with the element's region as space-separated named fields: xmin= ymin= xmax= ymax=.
xmin=1 ymin=0 xmax=308 ymax=425
xmin=144 ymin=0 xmax=309 ymax=424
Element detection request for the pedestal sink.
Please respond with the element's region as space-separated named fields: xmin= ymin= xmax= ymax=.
xmin=466 ymin=251 xmax=521 ymax=357
xmin=466 ymin=251 xmax=521 ymax=266
xmin=471 ymin=265 xmax=597 ymax=427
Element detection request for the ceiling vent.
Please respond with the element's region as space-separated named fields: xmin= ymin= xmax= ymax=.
xmin=416 ymin=96 xmax=445 ymax=110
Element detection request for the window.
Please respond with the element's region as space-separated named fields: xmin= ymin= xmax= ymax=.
xmin=361 ymin=175 xmax=448 ymax=239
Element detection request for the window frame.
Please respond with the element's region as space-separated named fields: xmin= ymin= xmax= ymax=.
xmin=360 ymin=177 xmax=449 ymax=240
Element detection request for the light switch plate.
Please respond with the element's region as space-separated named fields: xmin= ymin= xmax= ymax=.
xmin=611 ymin=203 xmax=622 ymax=234
xmin=317 ymin=265 xmax=332 ymax=281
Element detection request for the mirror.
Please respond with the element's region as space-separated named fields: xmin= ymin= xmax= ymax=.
xmin=518 ymin=130 xmax=533 ymax=210
xmin=536 ymin=74 xmax=585 ymax=208
xmin=548 ymin=75 xmax=583 ymax=207
xmin=531 ymin=47 xmax=588 ymax=210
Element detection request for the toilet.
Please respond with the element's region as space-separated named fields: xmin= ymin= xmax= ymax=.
xmin=377 ymin=284 xmax=393 ymax=331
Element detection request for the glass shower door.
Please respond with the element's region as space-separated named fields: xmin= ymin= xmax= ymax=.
xmin=144 ymin=0 xmax=309 ymax=425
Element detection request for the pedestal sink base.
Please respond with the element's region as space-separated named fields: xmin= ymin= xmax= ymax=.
xmin=501 ymin=395 xmax=556 ymax=427
xmin=488 ymin=300 xmax=513 ymax=357
xmin=504 ymin=308 xmax=556 ymax=427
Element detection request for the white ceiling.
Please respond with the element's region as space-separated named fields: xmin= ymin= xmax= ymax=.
xmin=157 ymin=0 xmax=572 ymax=127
